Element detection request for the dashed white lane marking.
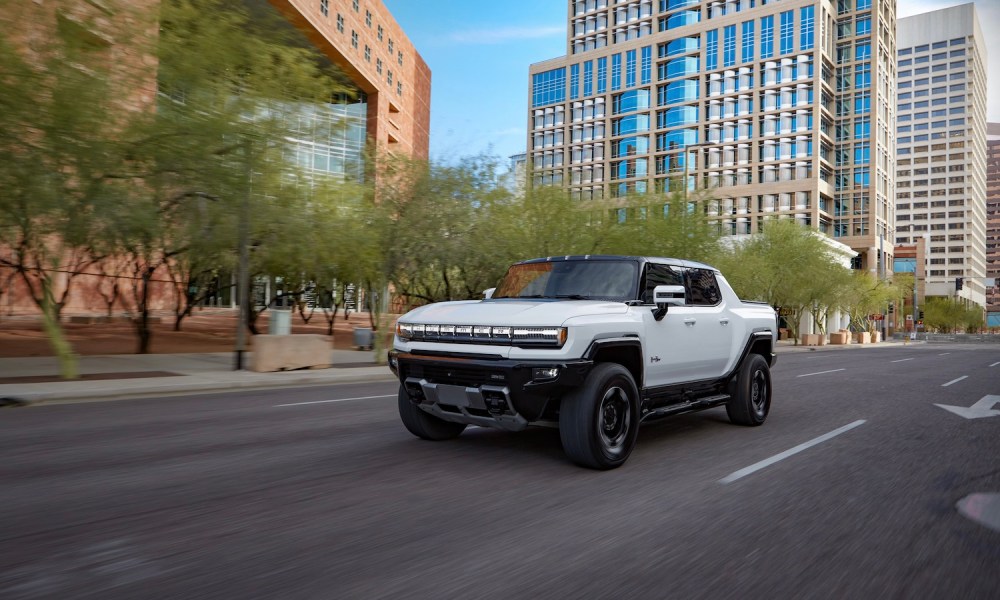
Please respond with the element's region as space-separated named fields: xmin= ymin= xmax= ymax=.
xmin=796 ymin=368 xmax=846 ymax=378
xmin=720 ymin=420 xmax=867 ymax=484
xmin=939 ymin=353 xmax=951 ymax=356
xmin=275 ymin=394 xmax=395 ymax=407
xmin=891 ymin=358 xmax=915 ymax=363
xmin=990 ymin=362 xmax=1000 ymax=368
xmin=942 ymin=376 xmax=968 ymax=387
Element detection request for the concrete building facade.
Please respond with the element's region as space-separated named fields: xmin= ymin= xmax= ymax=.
xmin=895 ymin=4 xmax=988 ymax=308
xmin=527 ymin=0 xmax=898 ymax=274
xmin=986 ymin=122 xmax=1000 ymax=323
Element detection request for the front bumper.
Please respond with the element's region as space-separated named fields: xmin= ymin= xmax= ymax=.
xmin=389 ymin=350 xmax=594 ymax=430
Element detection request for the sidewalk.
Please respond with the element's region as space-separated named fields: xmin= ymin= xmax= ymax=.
xmin=0 ymin=339 xmax=919 ymax=407
xmin=0 ymin=349 xmax=396 ymax=406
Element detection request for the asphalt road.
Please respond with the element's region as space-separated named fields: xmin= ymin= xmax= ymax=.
xmin=1 ymin=344 xmax=999 ymax=599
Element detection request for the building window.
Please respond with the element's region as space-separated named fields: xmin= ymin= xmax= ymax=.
xmin=626 ymin=49 xmax=636 ymax=88
xmin=364 ymin=45 xmax=370 ymax=62
xmin=351 ymin=30 xmax=358 ymax=49
xmin=741 ymin=20 xmax=754 ymax=63
xmin=387 ymin=70 xmax=393 ymax=85
xmin=389 ymin=39 xmax=394 ymax=54
xmin=365 ymin=10 xmax=371 ymax=27
xmin=800 ymin=6 xmax=814 ymax=51
xmin=584 ymin=60 xmax=594 ymax=96
xmin=377 ymin=25 xmax=383 ymax=41
xmin=597 ymin=57 xmax=607 ymax=94
xmin=611 ymin=53 xmax=622 ymax=91
xmin=352 ymin=0 xmax=359 ymax=12
xmin=760 ymin=15 xmax=774 ymax=59
xmin=398 ymin=51 xmax=403 ymax=66
xmin=723 ymin=25 xmax=736 ymax=67
xmin=320 ymin=0 xmax=328 ymax=17
xmin=336 ymin=13 xmax=344 ymax=33
xmin=376 ymin=58 xmax=382 ymax=75
xmin=571 ymin=63 xmax=580 ymax=99
xmin=641 ymin=46 xmax=651 ymax=85
xmin=779 ymin=10 xmax=794 ymax=55
xmin=706 ymin=29 xmax=718 ymax=71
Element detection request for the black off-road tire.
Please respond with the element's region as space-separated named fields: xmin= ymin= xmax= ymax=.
xmin=398 ymin=385 xmax=467 ymax=440
xmin=559 ymin=363 xmax=640 ymax=470
xmin=726 ymin=354 xmax=771 ymax=426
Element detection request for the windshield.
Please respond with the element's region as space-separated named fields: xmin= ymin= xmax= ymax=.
xmin=492 ymin=260 xmax=639 ymax=301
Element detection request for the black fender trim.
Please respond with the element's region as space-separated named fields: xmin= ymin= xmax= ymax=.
xmin=583 ymin=337 xmax=644 ymax=389
xmin=724 ymin=331 xmax=776 ymax=382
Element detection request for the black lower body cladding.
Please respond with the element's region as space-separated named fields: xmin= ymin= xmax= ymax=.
xmin=389 ymin=350 xmax=593 ymax=422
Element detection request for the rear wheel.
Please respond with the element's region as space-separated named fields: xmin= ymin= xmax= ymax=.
xmin=559 ymin=363 xmax=640 ymax=470
xmin=398 ymin=384 xmax=467 ymax=440
xmin=726 ymin=354 xmax=771 ymax=426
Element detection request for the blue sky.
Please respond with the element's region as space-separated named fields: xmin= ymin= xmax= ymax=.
xmin=383 ymin=0 xmax=999 ymax=166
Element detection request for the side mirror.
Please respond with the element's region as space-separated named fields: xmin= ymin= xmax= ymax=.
xmin=652 ymin=284 xmax=685 ymax=321
xmin=483 ymin=287 xmax=496 ymax=299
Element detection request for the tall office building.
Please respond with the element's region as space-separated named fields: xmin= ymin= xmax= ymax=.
xmin=527 ymin=0 xmax=897 ymax=273
xmin=895 ymin=4 xmax=987 ymax=308
xmin=986 ymin=122 xmax=1000 ymax=321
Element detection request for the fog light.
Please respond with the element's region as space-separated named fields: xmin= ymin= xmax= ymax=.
xmin=532 ymin=367 xmax=559 ymax=381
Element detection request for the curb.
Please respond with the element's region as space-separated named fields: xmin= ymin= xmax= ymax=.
xmin=4 ymin=369 xmax=398 ymax=407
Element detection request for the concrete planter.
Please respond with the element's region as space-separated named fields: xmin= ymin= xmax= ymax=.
xmin=800 ymin=333 xmax=820 ymax=346
xmin=854 ymin=332 xmax=871 ymax=344
xmin=829 ymin=332 xmax=850 ymax=345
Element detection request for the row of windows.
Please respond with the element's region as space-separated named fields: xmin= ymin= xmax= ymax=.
xmin=322 ymin=1 xmax=405 ymax=96
xmin=899 ymin=38 xmax=967 ymax=56
xmin=899 ymin=48 xmax=966 ymax=66
xmin=898 ymin=71 xmax=966 ymax=89
xmin=899 ymin=60 xmax=966 ymax=78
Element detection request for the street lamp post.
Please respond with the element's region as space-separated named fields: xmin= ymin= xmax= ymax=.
xmin=235 ymin=139 xmax=252 ymax=370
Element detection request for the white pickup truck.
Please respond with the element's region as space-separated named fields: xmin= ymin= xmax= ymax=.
xmin=388 ymin=255 xmax=777 ymax=469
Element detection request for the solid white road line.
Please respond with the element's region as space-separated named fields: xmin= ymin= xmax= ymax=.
xmin=275 ymin=394 xmax=396 ymax=407
xmin=891 ymin=358 xmax=915 ymax=363
xmin=720 ymin=420 xmax=867 ymax=484
xmin=796 ymin=368 xmax=846 ymax=378
xmin=939 ymin=353 xmax=951 ymax=356
xmin=990 ymin=362 xmax=1000 ymax=367
xmin=941 ymin=376 xmax=968 ymax=387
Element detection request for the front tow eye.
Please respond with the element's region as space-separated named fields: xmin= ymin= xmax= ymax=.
xmin=483 ymin=389 xmax=509 ymax=416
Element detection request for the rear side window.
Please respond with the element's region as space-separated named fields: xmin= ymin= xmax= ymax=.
xmin=641 ymin=263 xmax=683 ymax=304
xmin=687 ymin=269 xmax=721 ymax=306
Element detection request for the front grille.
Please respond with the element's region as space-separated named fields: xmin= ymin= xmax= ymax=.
xmin=405 ymin=363 xmax=506 ymax=387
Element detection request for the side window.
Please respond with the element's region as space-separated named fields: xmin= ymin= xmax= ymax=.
xmin=687 ymin=269 xmax=721 ymax=306
xmin=642 ymin=263 xmax=683 ymax=304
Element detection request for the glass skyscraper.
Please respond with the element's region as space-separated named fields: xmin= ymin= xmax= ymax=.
xmin=528 ymin=0 xmax=897 ymax=273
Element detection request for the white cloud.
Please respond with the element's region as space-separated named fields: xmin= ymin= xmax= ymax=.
xmin=448 ymin=25 xmax=563 ymax=44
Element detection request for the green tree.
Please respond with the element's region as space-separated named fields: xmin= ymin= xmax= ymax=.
xmin=924 ymin=297 xmax=984 ymax=333
xmin=0 ymin=2 xmax=146 ymax=377
xmin=838 ymin=272 xmax=897 ymax=336
xmin=715 ymin=219 xmax=847 ymax=343
xmin=103 ymin=0 xmax=354 ymax=352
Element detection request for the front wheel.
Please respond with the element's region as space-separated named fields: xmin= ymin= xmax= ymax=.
xmin=398 ymin=385 xmax=467 ymax=440
xmin=559 ymin=363 xmax=640 ymax=470
xmin=726 ymin=354 xmax=771 ymax=426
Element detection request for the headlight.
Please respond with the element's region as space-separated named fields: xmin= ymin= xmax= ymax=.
xmin=394 ymin=323 xmax=567 ymax=348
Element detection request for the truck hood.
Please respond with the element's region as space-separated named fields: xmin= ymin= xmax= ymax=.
xmin=400 ymin=299 xmax=628 ymax=326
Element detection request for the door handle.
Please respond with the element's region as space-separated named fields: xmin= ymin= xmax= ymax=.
xmin=683 ymin=318 xmax=697 ymax=326
xmin=720 ymin=318 xmax=730 ymax=326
